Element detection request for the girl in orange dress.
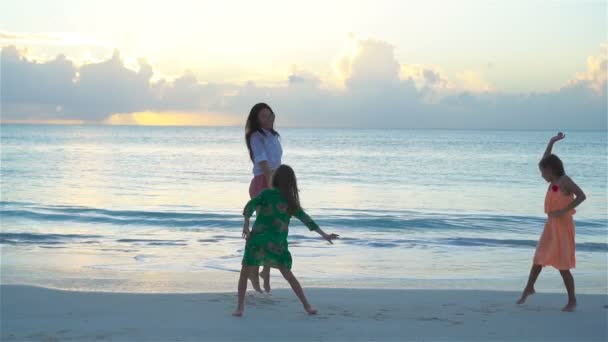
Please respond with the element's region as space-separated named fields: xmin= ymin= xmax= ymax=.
xmin=517 ymin=132 xmax=586 ymax=312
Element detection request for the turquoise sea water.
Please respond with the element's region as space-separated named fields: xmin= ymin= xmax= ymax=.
xmin=1 ymin=125 xmax=606 ymax=293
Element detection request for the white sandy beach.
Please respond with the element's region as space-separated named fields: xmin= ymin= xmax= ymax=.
xmin=1 ymin=285 xmax=606 ymax=341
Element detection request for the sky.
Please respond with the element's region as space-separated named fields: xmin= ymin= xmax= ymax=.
xmin=1 ymin=0 xmax=606 ymax=129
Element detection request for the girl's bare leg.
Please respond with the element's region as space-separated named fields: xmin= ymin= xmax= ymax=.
xmin=233 ymin=266 xmax=255 ymax=316
xmin=279 ymin=268 xmax=317 ymax=315
xmin=559 ymin=270 xmax=577 ymax=312
xmin=517 ymin=264 xmax=542 ymax=304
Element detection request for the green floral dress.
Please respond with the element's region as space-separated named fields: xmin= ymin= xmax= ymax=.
xmin=242 ymin=188 xmax=319 ymax=270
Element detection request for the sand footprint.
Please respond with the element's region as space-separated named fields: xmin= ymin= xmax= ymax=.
xmin=408 ymin=316 xmax=463 ymax=326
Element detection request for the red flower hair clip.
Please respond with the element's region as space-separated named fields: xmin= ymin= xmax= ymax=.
xmin=552 ymin=185 xmax=560 ymax=192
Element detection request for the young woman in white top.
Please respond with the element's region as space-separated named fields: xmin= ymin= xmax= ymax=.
xmin=245 ymin=102 xmax=282 ymax=292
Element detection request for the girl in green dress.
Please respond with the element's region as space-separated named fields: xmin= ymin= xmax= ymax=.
xmin=232 ymin=164 xmax=339 ymax=317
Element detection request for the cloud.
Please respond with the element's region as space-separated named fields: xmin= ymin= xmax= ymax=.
xmin=453 ymin=71 xmax=494 ymax=93
xmin=343 ymin=39 xmax=401 ymax=89
xmin=155 ymin=73 xmax=234 ymax=112
xmin=71 ymin=50 xmax=157 ymax=120
xmin=0 ymin=30 xmax=111 ymax=47
xmin=1 ymin=46 xmax=77 ymax=120
xmin=287 ymin=66 xmax=321 ymax=88
xmin=563 ymin=43 xmax=607 ymax=95
xmin=401 ymin=64 xmax=493 ymax=96
xmin=0 ymin=31 xmax=61 ymax=43
xmin=1 ymin=39 xmax=606 ymax=130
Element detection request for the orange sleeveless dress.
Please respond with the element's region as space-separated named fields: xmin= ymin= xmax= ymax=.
xmin=533 ymin=185 xmax=576 ymax=270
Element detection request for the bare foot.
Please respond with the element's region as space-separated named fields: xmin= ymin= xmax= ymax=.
xmin=516 ymin=288 xmax=536 ymax=304
xmin=232 ymin=309 xmax=243 ymax=317
xmin=260 ymin=269 xmax=271 ymax=293
xmin=562 ymin=301 xmax=577 ymax=312
xmin=249 ymin=275 xmax=263 ymax=293
xmin=304 ymin=305 xmax=317 ymax=315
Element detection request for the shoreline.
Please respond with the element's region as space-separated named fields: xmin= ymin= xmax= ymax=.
xmin=2 ymin=285 xmax=606 ymax=341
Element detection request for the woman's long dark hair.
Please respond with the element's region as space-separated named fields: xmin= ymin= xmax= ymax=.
xmin=245 ymin=103 xmax=279 ymax=162
xmin=539 ymin=154 xmax=565 ymax=177
xmin=271 ymin=165 xmax=301 ymax=215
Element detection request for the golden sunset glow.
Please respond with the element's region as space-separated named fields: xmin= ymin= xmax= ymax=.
xmin=105 ymin=111 xmax=240 ymax=126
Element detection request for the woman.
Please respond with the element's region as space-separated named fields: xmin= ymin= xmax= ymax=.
xmin=244 ymin=102 xmax=282 ymax=292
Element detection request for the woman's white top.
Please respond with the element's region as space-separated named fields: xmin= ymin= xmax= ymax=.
xmin=250 ymin=129 xmax=282 ymax=176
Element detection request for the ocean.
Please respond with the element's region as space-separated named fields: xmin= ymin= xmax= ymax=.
xmin=1 ymin=125 xmax=606 ymax=293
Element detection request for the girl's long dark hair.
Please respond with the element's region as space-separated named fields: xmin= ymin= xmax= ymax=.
xmin=539 ymin=154 xmax=565 ymax=177
xmin=271 ymin=165 xmax=301 ymax=215
xmin=245 ymin=103 xmax=279 ymax=162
